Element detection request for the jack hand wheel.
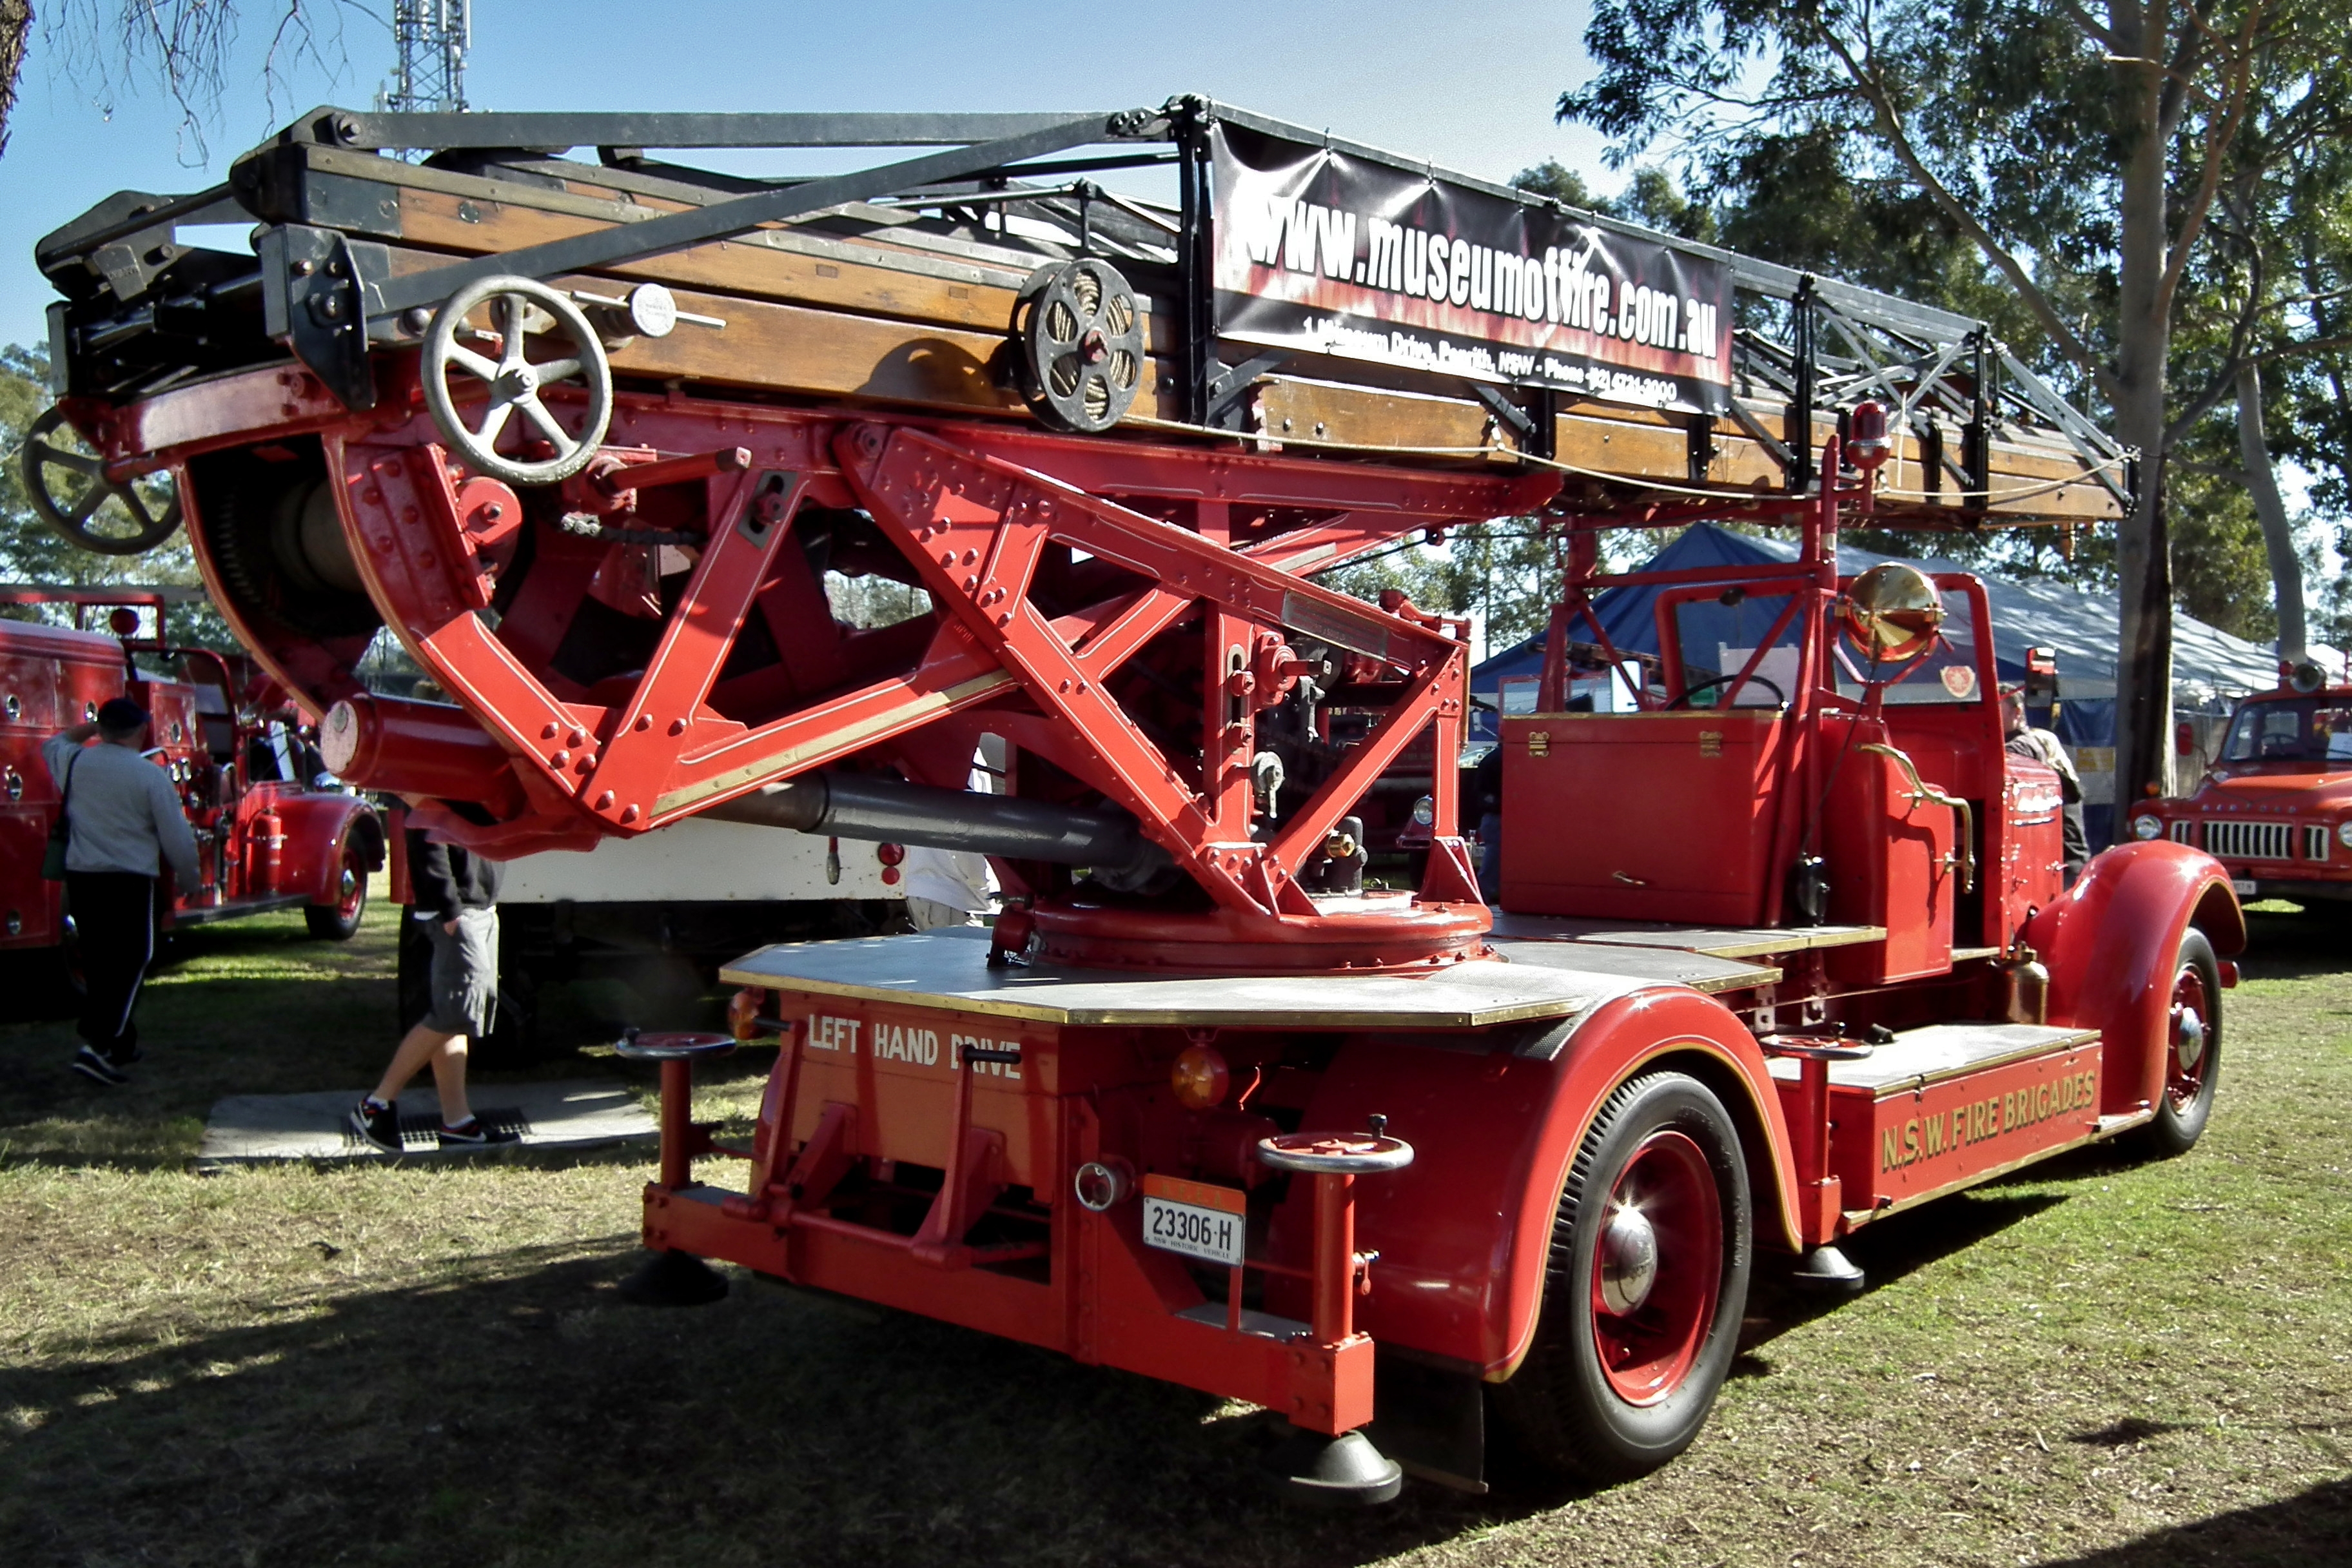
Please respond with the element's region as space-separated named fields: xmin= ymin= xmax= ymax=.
xmin=1015 ymin=258 xmax=1144 ymax=434
xmin=1258 ymin=1129 xmax=1415 ymax=1175
xmin=20 ymin=406 xmax=181 ymax=554
xmin=422 ymin=275 xmax=613 ymax=487
xmin=612 ymin=1028 xmax=737 ymax=1063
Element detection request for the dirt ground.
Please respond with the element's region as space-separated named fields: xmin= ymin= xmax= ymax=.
xmin=0 ymin=898 xmax=2346 ymax=1567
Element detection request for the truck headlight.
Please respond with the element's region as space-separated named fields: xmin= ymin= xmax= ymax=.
xmin=2131 ymin=814 xmax=2163 ymax=841
xmin=1410 ymin=794 xmax=1435 ymax=827
xmin=2338 ymin=820 xmax=2352 ymax=848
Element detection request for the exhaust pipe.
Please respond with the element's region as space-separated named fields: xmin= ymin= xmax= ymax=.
xmin=706 ymin=772 xmax=1174 ymax=892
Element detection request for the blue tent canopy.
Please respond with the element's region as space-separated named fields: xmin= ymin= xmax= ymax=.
xmin=1471 ymin=522 xmax=2301 ymax=711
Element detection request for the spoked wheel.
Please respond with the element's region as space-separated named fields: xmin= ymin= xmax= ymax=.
xmin=421 ymin=275 xmax=612 ymax=486
xmin=304 ymin=838 xmax=369 ymax=941
xmin=2124 ymin=928 xmax=2221 ymax=1159
xmin=1489 ymin=1071 xmax=1752 ymax=1483
xmin=19 ymin=406 xmax=181 ymax=554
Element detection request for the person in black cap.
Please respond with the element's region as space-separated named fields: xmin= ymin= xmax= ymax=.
xmin=43 ymin=696 xmax=202 ymax=1086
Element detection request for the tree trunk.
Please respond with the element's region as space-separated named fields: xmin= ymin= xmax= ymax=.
xmin=2236 ymin=359 xmax=2306 ymax=665
xmin=2109 ymin=4 xmax=2177 ymax=808
xmin=0 ymin=0 xmax=32 ymax=160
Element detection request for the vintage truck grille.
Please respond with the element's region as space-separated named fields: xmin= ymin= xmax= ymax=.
xmin=2308 ymin=825 xmax=2332 ymax=863
xmin=2202 ymin=819 xmax=2294 ymax=861
xmin=2168 ymin=820 xmax=2196 ymax=845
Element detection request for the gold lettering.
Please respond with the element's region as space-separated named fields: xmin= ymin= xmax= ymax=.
xmin=1883 ymin=1127 xmax=1903 ymax=1171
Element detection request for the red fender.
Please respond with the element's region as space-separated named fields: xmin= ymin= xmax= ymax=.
xmin=270 ymin=792 xmax=383 ymax=905
xmin=2024 ymin=841 xmax=2243 ymax=1122
xmin=1271 ymin=986 xmax=1801 ymax=1379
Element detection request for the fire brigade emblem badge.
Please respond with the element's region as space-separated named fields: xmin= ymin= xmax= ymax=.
xmin=1941 ymin=665 xmax=1977 ymax=699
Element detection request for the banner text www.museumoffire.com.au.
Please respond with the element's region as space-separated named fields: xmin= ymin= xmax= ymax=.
xmin=1212 ymin=123 xmax=1731 ymax=415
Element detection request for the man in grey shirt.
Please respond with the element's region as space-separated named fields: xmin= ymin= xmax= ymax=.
xmin=44 ymin=696 xmax=202 ymax=1086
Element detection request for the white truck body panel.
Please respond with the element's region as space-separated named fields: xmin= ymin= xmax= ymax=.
xmin=496 ymin=816 xmax=900 ymax=904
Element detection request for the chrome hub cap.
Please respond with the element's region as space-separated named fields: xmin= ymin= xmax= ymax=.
xmin=2173 ymin=1005 xmax=2207 ymax=1072
xmin=1599 ymin=1202 xmax=1660 ymax=1316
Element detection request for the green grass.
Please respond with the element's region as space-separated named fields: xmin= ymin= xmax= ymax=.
xmin=0 ymin=901 xmax=2347 ymax=1566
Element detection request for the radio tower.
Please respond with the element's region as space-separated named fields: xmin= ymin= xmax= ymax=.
xmin=378 ymin=0 xmax=471 ymax=113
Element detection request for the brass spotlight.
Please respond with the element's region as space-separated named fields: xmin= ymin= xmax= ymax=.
xmin=1841 ymin=564 xmax=1945 ymax=662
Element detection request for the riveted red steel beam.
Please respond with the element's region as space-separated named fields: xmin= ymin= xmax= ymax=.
xmin=839 ymin=423 xmax=1474 ymax=914
xmin=582 ymin=467 xmax=799 ymax=828
xmin=1268 ymin=656 xmax=1463 ymax=879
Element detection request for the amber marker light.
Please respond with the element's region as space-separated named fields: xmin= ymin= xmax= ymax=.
xmin=727 ymin=988 xmax=763 ymax=1041
xmin=1171 ymin=1043 xmax=1231 ymax=1110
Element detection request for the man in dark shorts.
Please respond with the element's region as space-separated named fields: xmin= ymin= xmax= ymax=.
xmin=348 ymin=828 xmax=519 ymax=1150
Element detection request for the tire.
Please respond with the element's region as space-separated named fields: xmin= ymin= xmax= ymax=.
xmin=304 ymin=839 xmax=369 ymax=941
xmin=2121 ymin=928 xmax=2221 ymax=1159
xmin=1488 ymin=1071 xmax=1752 ymax=1484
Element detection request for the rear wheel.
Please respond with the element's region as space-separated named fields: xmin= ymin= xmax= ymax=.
xmin=304 ymin=839 xmax=369 ymax=940
xmin=1488 ymin=1071 xmax=1752 ymax=1483
xmin=2122 ymin=928 xmax=2220 ymax=1159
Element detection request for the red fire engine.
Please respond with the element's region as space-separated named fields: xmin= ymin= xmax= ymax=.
xmin=0 ymin=589 xmax=384 ymax=988
xmin=27 ymin=99 xmax=2231 ymax=1500
xmin=2126 ymin=671 xmax=2352 ymax=908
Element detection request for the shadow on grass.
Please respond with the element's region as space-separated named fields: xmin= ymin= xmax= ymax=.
xmin=2233 ymin=906 xmax=2352 ymax=979
xmin=2034 ymin=1475 xmax=2352 ymax=1566
xmin=0 ymin=1235 xmax=1554 ymax=1568
xmin=1736 ymin=1187 xmax=2072 ymax=1351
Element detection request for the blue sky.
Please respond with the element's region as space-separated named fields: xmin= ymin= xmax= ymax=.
xmin=0 ymin=0 xmax=1615 ymax=353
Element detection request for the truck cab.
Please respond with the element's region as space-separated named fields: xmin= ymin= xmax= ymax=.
xmin=2125 ymin=685 xmax=2352 ymax=907
xmin=1500 ymin=560 xmax=2070 ymax=989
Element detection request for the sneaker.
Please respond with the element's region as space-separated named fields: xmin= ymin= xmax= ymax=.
xmin=438 ymin=1117 xmax=520 ymax=1149
xmin=71 ymin=1045 xmax=128 ymax=1087
xmin=348 ymin=1097 xmax=402 ymax=1153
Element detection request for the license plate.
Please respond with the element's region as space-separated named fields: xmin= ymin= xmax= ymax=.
xmin=2231 ymin=878 xmax=2258 ymax=896
xmin=1141 ymin=1174 xmax=1246 ymax=1268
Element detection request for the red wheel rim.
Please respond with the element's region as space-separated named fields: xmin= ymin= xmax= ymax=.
xmin=1588 ymin=1128 xmax=1722 ymax=1407
xmin=2164 ymin=962 xmax=2210 ymax=1113
xmin=335 ymin=844 xmax=366 ymax=921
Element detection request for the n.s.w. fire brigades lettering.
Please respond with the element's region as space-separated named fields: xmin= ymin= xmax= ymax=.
xmin=804 ymin=1014 xmax=1019 ymax=1078
xmin=1881 ymin=1068 xmax=2098 ymax=1171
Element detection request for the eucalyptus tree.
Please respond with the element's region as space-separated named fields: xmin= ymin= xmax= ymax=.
xmin=1565 ymin=0 xmax=2347 ymax=798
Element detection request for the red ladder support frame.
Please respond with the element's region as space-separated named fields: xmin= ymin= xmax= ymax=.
xmin=284 ymin=390 xmax=1555 ymax=932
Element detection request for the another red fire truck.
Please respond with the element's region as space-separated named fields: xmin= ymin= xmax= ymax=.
xmin=0 ymin=589 xmax=383 ymax=991
xmin=2125 ymin=674 xmax=2352 ymax=910
xmin=27 ymin=99 xmax=2229 ymax=1501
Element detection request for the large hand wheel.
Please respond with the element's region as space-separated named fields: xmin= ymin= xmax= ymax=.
xmin=19 ymin=406 xmax=181 ymax=554
xmin=1015 ymin=259 xmax=1144 ymax=433
xmin=421 ymin=275 xmax=612 ymax=486
xmin=1488 ymin=1070 xmax=1752 ymax=1482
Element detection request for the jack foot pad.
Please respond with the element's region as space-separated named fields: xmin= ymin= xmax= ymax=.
xmin=1261 ymin=1428 xmax=1404 ymax=1507
xmin=618 ymin=1249 xmax=729 ymax=1307
xmin=1790 ymin=1244 xmax=1865 ymax=1295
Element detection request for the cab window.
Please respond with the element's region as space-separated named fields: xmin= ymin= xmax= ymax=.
xmin=2221 ymin=700 xmax=2352 ymax=762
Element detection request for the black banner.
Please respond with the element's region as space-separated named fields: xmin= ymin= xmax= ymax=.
xmin=1211 ymin=123 xmax=1732 ymax=416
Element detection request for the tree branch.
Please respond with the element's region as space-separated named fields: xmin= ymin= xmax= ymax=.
xmin=1809 ymin=19 xmax=2115 ymax=398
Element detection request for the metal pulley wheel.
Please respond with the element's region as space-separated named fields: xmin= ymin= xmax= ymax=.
xmin=1015 ymin=259 xmax=1144 ymax=434
xmin=422 ymin=275 xmax=614 ymax=486
xmin=19 ymin=406 xmax=181 ymax=554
